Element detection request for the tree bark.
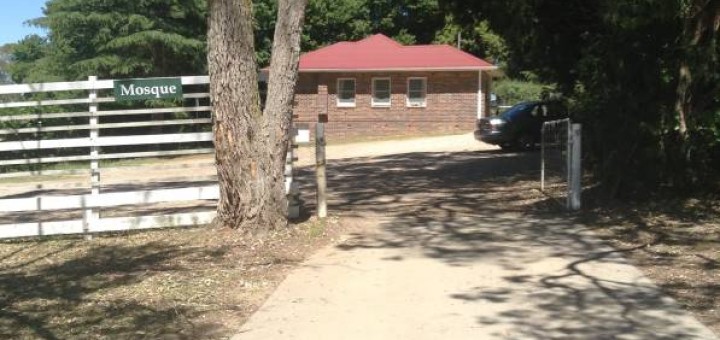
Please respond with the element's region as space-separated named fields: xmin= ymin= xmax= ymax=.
xmin=207 ymin=0 xmax=308 ymax=233
xmin=675 ymin=62 xmax=691 ymax=137
xmin=675 ymin=0 xmax=720 ymax=138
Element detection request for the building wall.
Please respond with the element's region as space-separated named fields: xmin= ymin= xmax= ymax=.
xmin=293 ymin=71 xmax=482 ymax=140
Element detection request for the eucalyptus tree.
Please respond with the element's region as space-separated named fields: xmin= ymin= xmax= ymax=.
xmin=208 ymin=0 xmax=308 ymax=232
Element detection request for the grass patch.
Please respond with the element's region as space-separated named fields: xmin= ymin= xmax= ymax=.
xmin=307 ymin=217 xmax=331 ymax=238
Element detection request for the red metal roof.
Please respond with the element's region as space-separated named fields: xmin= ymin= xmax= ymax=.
xmin=298 ymin=34 xmax=496 ymax=72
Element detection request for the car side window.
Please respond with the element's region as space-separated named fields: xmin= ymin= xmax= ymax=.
xmin=531 ymin=105 xmax=543 ymax=117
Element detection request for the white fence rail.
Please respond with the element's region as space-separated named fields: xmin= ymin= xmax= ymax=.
xmin=0 ymin=75 xmax=299 ymax=239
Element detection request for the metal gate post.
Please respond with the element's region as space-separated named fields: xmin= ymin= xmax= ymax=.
xmin=569 ymin=124 xmax=582 ymax=210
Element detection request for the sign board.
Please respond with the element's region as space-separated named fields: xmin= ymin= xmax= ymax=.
xmin=114 ymin=78 xmax=183 ymax=101
xmin=295 ymin=123 xmax=311 ymax=143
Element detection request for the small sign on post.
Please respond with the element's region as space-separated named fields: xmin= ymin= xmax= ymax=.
xmin=295 ymin=123 xmax=311 ymax=144
xmin=114 ymin=78 xmax=183 ymax=101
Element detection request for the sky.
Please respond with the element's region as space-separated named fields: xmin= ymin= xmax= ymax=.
xmin=0 ymin=0 xmax=47 ymax=46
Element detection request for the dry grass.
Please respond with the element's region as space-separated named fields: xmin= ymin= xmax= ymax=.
xmin=580 ymin=194 xmax=720 ymax=334
xmin=0 ymin=216 xmax=345 ymax=339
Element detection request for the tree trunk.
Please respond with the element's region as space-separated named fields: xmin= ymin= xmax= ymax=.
xmin=675 ymin=62 xmax=691 ymax=137
xmin=675 ymin=0 xmax=720 ymax=138
xmin=207 ymin=0 xmax=308 ymax=233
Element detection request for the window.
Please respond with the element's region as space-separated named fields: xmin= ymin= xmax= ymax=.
xmin=337 ymin=78 xmax=355 ymax=107
xmin=372 ymin=78 xmax=391 ymax=107
xmin=407 ymin=77 xmax=427 ymax=107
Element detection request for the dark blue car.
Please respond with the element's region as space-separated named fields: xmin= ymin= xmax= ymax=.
xmin=474 ymin=101 xmax=567 ymax=150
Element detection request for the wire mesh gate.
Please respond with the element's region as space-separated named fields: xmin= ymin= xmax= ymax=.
xmin=541 ymin=118 xmax=582 ymax=210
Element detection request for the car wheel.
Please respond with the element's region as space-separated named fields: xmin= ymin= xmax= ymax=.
xmin=499 ymin=143 xmax=515 ymax=151
xmin=516 ymin=134 xmax=535 ymax=151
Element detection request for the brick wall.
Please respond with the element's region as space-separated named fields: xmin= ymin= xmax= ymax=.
xmin=293 ymin=71 xmax=482 ymax=140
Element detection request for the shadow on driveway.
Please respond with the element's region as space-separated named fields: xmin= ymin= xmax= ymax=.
xmin=293 ymin=150 xmax=717 ymax=339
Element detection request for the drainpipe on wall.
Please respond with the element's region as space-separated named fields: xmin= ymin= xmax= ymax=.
xmin=477 ymin=71 xmax=484 ymax=119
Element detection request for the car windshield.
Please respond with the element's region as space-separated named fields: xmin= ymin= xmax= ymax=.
xmin=500 ymin=103 xmax=534 ymax=121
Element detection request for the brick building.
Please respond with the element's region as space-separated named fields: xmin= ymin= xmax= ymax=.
xmin=289 ymin=34 xmax=498 ymax=140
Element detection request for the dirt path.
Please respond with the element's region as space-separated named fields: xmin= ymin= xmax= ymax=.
xmin=235 ymin=135 xmax=718 ymax=339
xmin=296 ymin=132 xmax=496 ymax=166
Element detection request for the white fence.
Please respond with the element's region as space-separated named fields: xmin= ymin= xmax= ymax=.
xmin=0 ymin=76 xmax=299 ymax=239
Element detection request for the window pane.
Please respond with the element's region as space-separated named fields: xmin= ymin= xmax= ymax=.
xmin=409 ymin=79 xmax=425 ymax=92
xmin=375 ymin=79 xmax=389 ymax=91
xmin=338 ymin=79 xmax=355 ymax=103
xmin=407 ymin=78 xmax=426 ymax=103
xmin=339 ymin=90 xmax=353 ymax=100
xmin=340 ymin=79 xmax=355 ymax=92
xmin=373 ymin=79 xmax=391 ymax=104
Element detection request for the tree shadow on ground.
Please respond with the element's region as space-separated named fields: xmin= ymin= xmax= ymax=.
xmin=0 ymin=241 xmax=232 ymax=339
xmin=297 ymin=150 xmax=556 ymax=217
xmin=296 ymin=150 xmax=717 ymax=338
xmin=578 ymin=190 xmax=720 ymax=332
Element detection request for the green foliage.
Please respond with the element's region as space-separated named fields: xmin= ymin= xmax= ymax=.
xmin=4 ymin=35 xmax=60 ymax=83
xmin=255 ymin=0 xmax=469 ymax=66
xmin=493 ymin=79 xmax=550 ymax=106
xmin=0 ymin=45 xmax=14 ymax=84
xmin=443 ymin=0 xmax=720 ymax=195
xmin=8 ymin=0 xmax=207 ymax=82
xmin=301 ymin=0 xmax=371 ymax=53
xmin=434 ymin=15 xmax=508 ymax=64
xmin=440 ymin=0 xmax=602 ymax=88
xmin=6 ymin=0 xmax=504 ymax=75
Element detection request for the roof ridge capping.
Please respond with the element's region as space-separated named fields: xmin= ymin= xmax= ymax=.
xmin=355 ymin=33 xmax=404 ymax=47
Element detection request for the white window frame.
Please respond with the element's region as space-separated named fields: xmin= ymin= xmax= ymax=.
xmin=336 ymin=78 xmax=356 ymax=107
xmin=371 ymin=77 xmax=392 ymax=107
xmin=406 ymin=77 xmax=427 ymax=107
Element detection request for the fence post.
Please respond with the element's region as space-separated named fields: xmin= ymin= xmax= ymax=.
xmin=286 ymin=117 xmax=300 ymax=219
xmin=565 ymin=121 xmax=572 ymax=210
xmin=316 ymin=122 xmax=327 ymax=218
xmin=540 ymin=124 xmax=546 ymax=192
xmin=569 ymin=124 xmax=582 ymax=211
xmin=83 ymin=76 xmax=100 ymax=238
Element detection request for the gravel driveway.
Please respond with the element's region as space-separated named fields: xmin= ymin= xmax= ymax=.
xmin=296 ymin=132 xmax=496 ymax=166
xmin=237 ymin=133 xmax=718 ymax=339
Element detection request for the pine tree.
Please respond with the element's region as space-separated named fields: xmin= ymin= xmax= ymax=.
xmin=12 ymin=0 xmax=207 ymax=82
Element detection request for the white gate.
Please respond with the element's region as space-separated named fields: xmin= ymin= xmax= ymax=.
xmin=0 ymin=76 xmax=298 ymax=239
xmin=540 ymin=118 xmax=582 ymax=210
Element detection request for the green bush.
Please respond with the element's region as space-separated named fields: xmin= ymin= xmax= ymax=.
xmin=493 ymin=79 xmax=553 ymax=106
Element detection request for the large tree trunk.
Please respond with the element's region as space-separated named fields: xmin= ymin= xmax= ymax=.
xmin=207 ymin=0 xmax=308 ymax=233
xmin=675 ymin=0 xmax=720 ymax=138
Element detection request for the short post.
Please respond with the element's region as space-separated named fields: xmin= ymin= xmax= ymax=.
xmin=540 ymin=124 xmax=546 ymax=192
xmin=569 ymin=124 xmax=582 ymax=211
xmin=286 ymin=118 xmax=300 ymax=219
xmin=84 ymin=76 xmax=100 ymax=238
xmin=315 ymin=121 xmax=327 ymax=218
